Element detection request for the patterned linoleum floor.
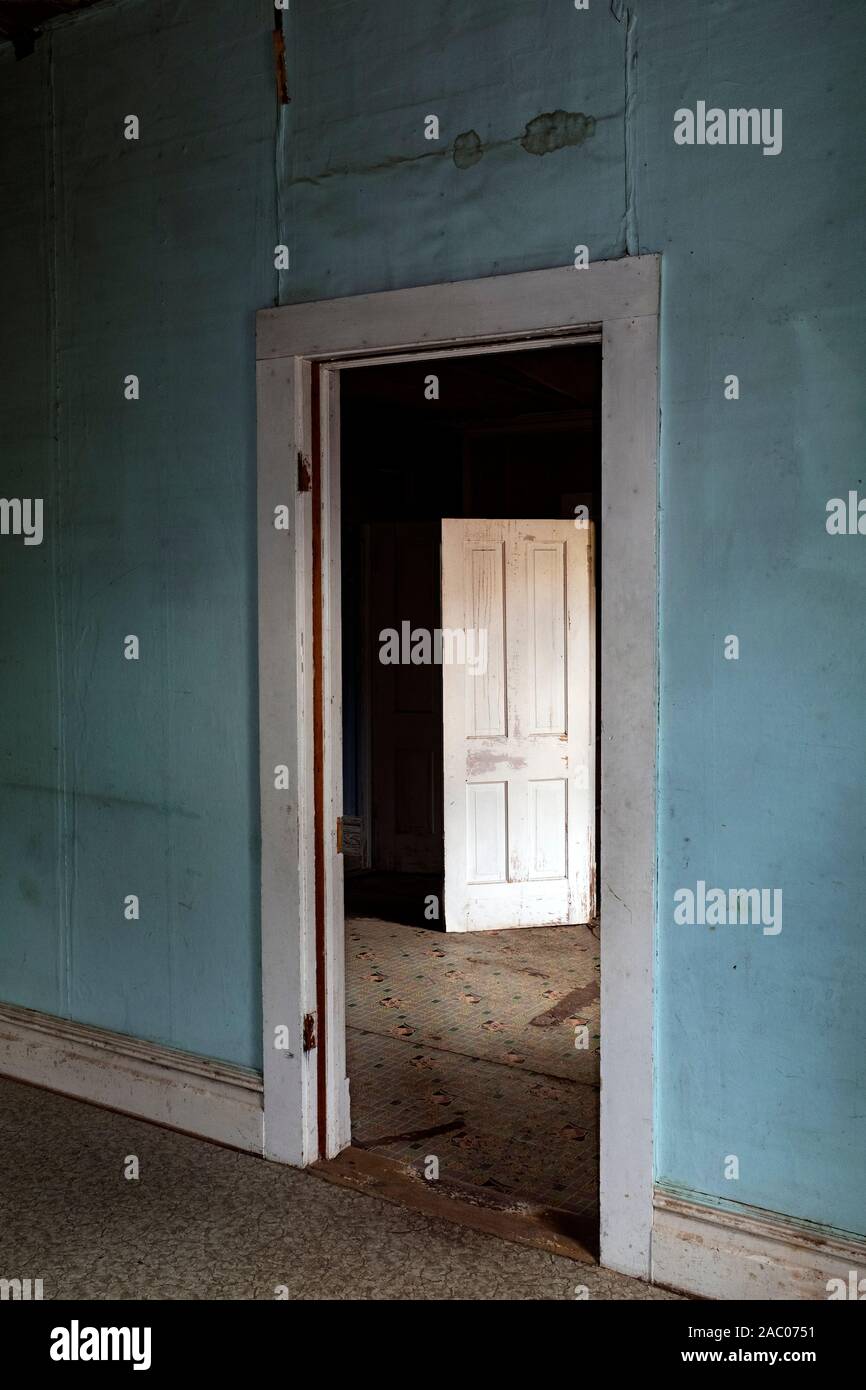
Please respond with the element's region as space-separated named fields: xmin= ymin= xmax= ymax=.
xmin=346 ymin=917 xmax=600 ymax=1216
xmin=0 ymin=1076 xmax=680 ymax=1300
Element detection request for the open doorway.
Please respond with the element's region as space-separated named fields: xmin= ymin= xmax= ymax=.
xmin=339 ymin=343 xmax=602 ymax=1233
xmin=257 ymin=257 xmax=659 ymax=1274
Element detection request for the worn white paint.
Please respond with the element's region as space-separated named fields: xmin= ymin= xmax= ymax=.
xmin=332 ymin=331 xmax=601 ymax=371
xmin=653 ymin=1191 xmax=866 ymax=1301
xmin=257 ymin=260 xmax=657 ymax=362
xmin=256 ymin=256 xmax=660 ymax=1281
xmin=0 ymin=1002 xmax=263 ymax=1153
xmin=441 ymin=519 xmax=594 ymax=931
xmin=256 ymin=356 xmax=318 ymax=1165
xmin=598 ymin=313 xmax=659 ymax=1279
xmin=320 ymin=366 xmax=352 ymax=1157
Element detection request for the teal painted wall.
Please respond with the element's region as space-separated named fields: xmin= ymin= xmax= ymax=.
xmin=1 ymin=0 xmax=863 ymax=1236
xmin=639 ymin=0 xmax=866 ymax=1241
xmin=0 ymin=0 xmax=275 ymax=1067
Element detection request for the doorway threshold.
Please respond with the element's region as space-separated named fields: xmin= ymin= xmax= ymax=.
xmin=310 ymin=1145 xmax=598 ymax=1265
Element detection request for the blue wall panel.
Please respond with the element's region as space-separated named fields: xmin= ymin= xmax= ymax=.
xmin=0 ymin=0 xmax=276 ymax=1067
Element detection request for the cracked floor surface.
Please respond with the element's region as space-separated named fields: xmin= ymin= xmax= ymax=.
xmin=0 ymin=1075 xmax=679 ymax=1300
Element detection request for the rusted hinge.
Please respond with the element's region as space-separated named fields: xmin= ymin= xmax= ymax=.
xmin=336 ymin=817 xmax=344 ymax=854
xmin=302 ymin=1012 xmax=317 ymax=1052
xmin=297 ymin=451 xmax=311 ymax=493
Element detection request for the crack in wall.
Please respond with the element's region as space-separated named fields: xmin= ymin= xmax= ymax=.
xmin=289 ymin=110 xmax=613 ymax=187
xmin=611 ymin=0 xmax=639 ymax=255
xmin=45 ymin=29 xmax=71 ymax=1016
xmin=275 ymin=4 xmax=291 ymax=304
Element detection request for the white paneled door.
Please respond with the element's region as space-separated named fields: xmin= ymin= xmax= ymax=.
xmin=441 ymin=519 xmax=595 ymax=931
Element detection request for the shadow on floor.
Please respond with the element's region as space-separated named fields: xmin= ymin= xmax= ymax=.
xmin=345 ymin=871 xmax=445 ymax=929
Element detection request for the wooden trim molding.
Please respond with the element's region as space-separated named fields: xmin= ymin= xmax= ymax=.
xmin=652 ymin=1189 xmax=866 ymax=1300
xmin=0 ymin=1002 xmax=264 ymax=1155
xmin=256 ymin=258 xmax=659 ymax=362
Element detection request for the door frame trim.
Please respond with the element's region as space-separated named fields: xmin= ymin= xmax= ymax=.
xmin=255 ymin=255 xmax=660 ymax=1278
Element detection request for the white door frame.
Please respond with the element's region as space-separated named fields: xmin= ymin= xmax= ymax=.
xmin=255 ymin=255 xmax=660 ymax=1279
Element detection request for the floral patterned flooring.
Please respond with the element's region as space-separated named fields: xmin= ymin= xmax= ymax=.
xmin=346 ymin=917 xmax=600 ymax=1218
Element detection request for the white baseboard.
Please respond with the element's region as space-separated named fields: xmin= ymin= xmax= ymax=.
xmin=653 ymin=1189 xmax=866 ymax=1300
xmin=0 ymin=1002 xmax=264 ymax=1154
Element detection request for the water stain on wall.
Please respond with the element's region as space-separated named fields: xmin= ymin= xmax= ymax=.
xmin=453 ymin=129 xmax=483 ymax=170
xmin=452 ymin=110 xmax=597 ymax=169
xmin=520 ymin=110 xmax=596 ymax=156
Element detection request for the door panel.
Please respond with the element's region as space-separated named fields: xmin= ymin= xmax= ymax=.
xmin=442 ymin=518 xmax=595 ymax=930
xmin=468 ymin=544 xmax=506 ymax=736
xmin=369 ymin=521 xmax=443 ymax=873
xmin=466 ymin=780 xmax=508 ymax=883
